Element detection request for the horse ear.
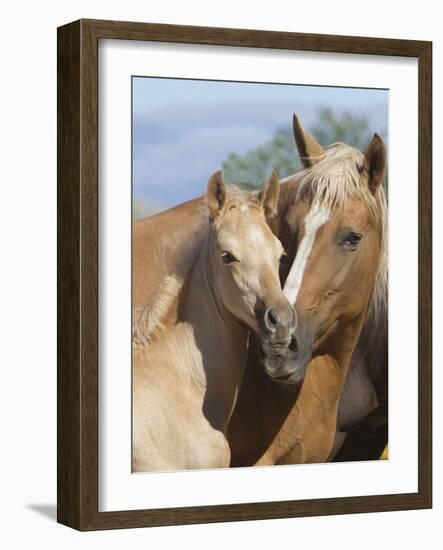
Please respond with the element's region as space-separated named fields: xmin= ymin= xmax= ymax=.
xmin=259 ymin=170 xmax=280 ymax=219
xmin=293 ymin=113 xmax=325 ymax=168
xmin=207 ymin=170 xmax=226 ymax=220
xmin=363 ymin=133 xmax=386 ymax=194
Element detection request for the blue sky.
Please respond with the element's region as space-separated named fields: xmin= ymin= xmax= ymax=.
xmin=133 ymin=77 xmax=388 ymax=214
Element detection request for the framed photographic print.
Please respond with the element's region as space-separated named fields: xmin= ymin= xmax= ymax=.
xmin=57 ymin=19 xmax=432 ymax=530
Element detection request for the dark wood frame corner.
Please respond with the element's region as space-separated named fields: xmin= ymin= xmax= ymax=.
xmin=57 ymin=18 xmax=432 ymax=531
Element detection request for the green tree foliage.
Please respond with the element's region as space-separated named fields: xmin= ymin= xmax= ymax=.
xmin=222 ymin=108 xmax=379 ymax=189
xmin=310 ymin=108 xmax=372 ymax=152
xmin=222 ymin=128 xmax=301 ymax=189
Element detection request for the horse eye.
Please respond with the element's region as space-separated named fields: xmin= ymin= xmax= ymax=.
xmin=342 ymin=232 xmax=362 ymax=249
xmin=221 ymin=251 xmax=238 ymax=265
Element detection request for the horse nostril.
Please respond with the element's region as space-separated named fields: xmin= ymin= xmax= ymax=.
xmin=264 ymin=308 xmax=279 ymax=331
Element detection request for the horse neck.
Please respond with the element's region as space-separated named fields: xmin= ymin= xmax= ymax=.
xmin=354 ymin=292 xmax=388 ymax=384
xmin=179 ymin=232 xmax=249 ymax=432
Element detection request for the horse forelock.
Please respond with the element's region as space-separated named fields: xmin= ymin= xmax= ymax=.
xmin=297 ymin=144 xmax=370 ymax=212
xmin=206 ymin=184 xmax=263 ymax=222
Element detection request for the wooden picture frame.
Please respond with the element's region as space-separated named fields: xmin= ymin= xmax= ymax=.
xmin=57 ymin=18 xmax=432 ymax=530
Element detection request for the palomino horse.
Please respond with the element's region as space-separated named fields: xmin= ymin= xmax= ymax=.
xmin=133 ymin=171 xmax=295 ymax=471
xmin=228 ymin=116 xmax=388 ymax=465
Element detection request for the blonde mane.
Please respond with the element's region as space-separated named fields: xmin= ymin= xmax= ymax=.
xmin=297 ymin=143 xmax=388 ymax=316
xmin=133 ymin=274 xmax=184 ymax=347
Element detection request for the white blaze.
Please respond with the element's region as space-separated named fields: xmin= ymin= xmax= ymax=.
xmin=283 ymin=205 xmax=330 ymax=304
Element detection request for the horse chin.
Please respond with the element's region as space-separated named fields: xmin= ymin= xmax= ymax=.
xmin=261 ymin=339 xmax=312 ymax=386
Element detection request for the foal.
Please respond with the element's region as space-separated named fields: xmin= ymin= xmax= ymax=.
xmin=133 ymin=171 xmax=295 ymax=472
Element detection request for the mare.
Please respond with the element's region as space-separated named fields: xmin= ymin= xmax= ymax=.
xmin=228 ymin=116 xmax=388 ymax=465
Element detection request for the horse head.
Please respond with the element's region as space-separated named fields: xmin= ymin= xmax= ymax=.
xmin=263 ymin=115 xmax=387 ymax=384
xmin=206 ymin=170 xmax=296 ymax=349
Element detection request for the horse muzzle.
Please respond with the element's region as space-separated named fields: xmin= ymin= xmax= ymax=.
xmin=261 ymin=332 xmax=312 ymax=385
